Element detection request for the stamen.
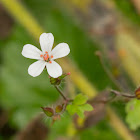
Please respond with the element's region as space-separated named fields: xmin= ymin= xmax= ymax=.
xmin=40 ymin=52 xmax=52 ymax=62
xmin=47 ymin=54 xmax=49 ymax=58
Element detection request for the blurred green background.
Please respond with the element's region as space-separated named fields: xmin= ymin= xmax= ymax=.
xmin=1 ymin=0 xmax=140 ymax=139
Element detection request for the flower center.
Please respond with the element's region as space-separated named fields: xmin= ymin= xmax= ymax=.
xmin=40 ymin=51 xmax=53 ymax=63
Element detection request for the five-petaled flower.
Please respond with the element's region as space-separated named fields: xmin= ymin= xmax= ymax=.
xmin=22 ymin=33 xmax=70 ymax=78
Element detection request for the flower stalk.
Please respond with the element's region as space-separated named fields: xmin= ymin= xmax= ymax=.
xmin=54 ymin=85 xmax=67 ymax=101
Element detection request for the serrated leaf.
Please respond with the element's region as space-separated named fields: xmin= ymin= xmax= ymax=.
xmin=73 ymin=94 xmax=88 ymax=105
xmin=67 ymin=94 xmax=93 ymax=118
xmin=126 ymin=99 xmax=140 ymax=130
xmin=76 ymin=104 xmax=93 ymax=118
xmin=66 ymin=103 xmax=85 ymax=118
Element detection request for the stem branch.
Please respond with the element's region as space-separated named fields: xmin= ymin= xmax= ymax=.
xmin=110 ymin=89 xmax=136 ymax=98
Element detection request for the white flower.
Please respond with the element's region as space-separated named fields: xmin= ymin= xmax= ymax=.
xmin=22 ymin=33 xmax=70 ymax=78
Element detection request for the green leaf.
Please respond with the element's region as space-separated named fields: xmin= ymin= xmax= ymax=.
xmin=67 ymin=104 xmax=85 ymax=118
xmin=76 ymin=104 xmax=93 ymax=118
xmin=73 ymin=94 xmax=88 ymax=105
xmin=66 ymin=104 xmax=78 ymax=115
xmin=67 ymin=101 xmax=93 ymax=118
xmin=80 ymin=104 xmax=93 ymax=111
xmin=76 ymin=107 xmax=85 ymax=118
xmin=126 ymin=99 xmax=140 ymax=130
xmin=67 ymin=94 xmax=93 ymax=118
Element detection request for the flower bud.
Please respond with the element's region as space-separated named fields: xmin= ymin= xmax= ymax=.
xmin=50 ymin=72 xmax=70 ymax=85
xmin=41 ymin=107 xmax=54 ymax=117
xmin=59 ymin=72 xmax=71 ymax=80
xmin=55 ymin=104 xmax=64 ymax=113
xmin=50 ymin=77 xmax=61 ymax=85
xmin=135 ymin=87 xmax=140 ymax=99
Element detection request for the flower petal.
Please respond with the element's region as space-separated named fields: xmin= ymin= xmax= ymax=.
xmin=46 ymin=61 xmax=62 ymax=78
xmin=39 ymin=33 xmax=54 ymax=53
xmin=22 ymin=44 xmax=42 ymax=59
xmin=28 ymin=60 xmax=46 ymax=77
xmin=51 ymin=43 xmax=70 ymax=60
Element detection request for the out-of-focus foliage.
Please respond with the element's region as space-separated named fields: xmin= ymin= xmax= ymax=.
xmin=79 ymin=122 xmax=121 ymax=140
xmin=126 ymin=99 xmax=140 ymax=130
xmin=114 ymin=0 xmax=140 ymax=25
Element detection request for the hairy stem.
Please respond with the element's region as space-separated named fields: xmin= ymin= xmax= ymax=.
xmin=54 ymin=85 xmax=67 ymax=100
